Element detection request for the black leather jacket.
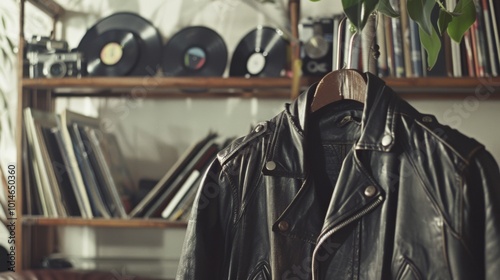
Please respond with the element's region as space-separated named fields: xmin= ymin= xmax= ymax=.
xmin=177 ymin=73 xmax=500 ymax=279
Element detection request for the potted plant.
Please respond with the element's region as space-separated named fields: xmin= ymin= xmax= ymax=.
xmin=307 ymin=0 xmax=476 ymax=69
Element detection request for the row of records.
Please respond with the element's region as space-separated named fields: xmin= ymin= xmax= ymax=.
xmin=42 ymin=12 xmax=289 ymax=78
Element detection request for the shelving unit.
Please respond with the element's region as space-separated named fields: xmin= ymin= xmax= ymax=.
xmin=22 ymin=76 xmax=500 ymax=96
xmin=14 ymin=0 xmax=303 ymax=272
xmin=23 ymin=217 xmax=188 ymax=228
xmin=13 ymin=0 xmax=500 ymax=274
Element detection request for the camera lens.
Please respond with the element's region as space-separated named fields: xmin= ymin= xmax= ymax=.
xmin=44 ymin=62 xmax=67 ymax=78
xmin=50 ymin=63 xmax=64 ymax=77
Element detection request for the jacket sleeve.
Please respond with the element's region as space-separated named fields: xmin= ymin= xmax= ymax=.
xmin=176 ymin=159 xmax=233 ymax=280
xmin=468 ymin=149 xmax=500 ymax=279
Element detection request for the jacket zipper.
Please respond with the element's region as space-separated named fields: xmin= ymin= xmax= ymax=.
xmin=311 ymin=195 xmax=384 ymax=280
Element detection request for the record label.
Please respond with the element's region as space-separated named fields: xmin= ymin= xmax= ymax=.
xmin=229 ymin=26 xmax=288 ymax=77
xmin=162 ymin=26 xmax=228 ymax=77
xmin=184 ymin=47 xmax=206 ymax=70
xmin=246 ymin=52 xmax=266 ymax=75
xmin=100 ymin=42 xmax=123 ymax=66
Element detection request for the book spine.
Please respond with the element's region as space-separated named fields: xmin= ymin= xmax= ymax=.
xmin=463 ymin=30 xmax=476 ymax=77
xmin=390 ymin=0 xmax=405 ymax=77
xmin=488 ymin=0 xmax=500 ymax=75
xmin=409 ymin=19 xmax=423 ymax=77
xmin=474 ymin=0 xmax=491 ymax=76
xmin=470 ymin=21 xmax=482 ymax=77
xmin=482 ymin=0 xmax=498 ymax=76
xmin=399 ymin=0 xmax=413 ymax=77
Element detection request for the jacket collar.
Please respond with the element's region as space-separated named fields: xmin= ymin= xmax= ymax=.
xmin=263 ymin=72 xmax=399 ymax=178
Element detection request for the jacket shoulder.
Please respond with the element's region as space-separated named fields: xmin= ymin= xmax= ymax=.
xmin=216 ymin=118 xmax=275 ymax=166
xmin=399 ymin=101 xmax=484 ymax=164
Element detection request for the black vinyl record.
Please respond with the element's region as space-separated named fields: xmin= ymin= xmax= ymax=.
xmin=77 ymin=12 xmax=162 ymax=76
xmin=229 ymin=26 xmax=288 ymax=77
xmin=162 ymin=26 xmax=228 ymax=77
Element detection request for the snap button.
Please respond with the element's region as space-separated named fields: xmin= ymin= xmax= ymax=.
xmin=278 ymin=220 xmax=289 ymax=232
xmin=364 ymin=185 xmax=377 ymax=197
xmin=422 ymin=116 xmax=433 ymax=123
xmin=255 ymin=124 xmax=264 ymax=132
xmin=337 ymin=115 xmax=352 ymax=127
xmin=381 ymin=135 xmax=393 ymax=147
xmin=265 ymin=161 xmax=276 ymax=171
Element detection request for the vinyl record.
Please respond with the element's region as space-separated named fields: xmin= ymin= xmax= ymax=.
xmin=77 ymin=12 xmax=162 ymax=76
xmin=229 ymin=26 xmax=288 ymax=77
xmin=162 ymin=26 xmax=228 ymax=77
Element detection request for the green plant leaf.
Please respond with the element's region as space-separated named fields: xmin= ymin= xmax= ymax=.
xmin=419 ymin=25 xmax=441 ymax=70
xmin=407 ymin=0 xmax=436 ymax=35
xmin=377 ymin=0 xmax=399 ymax=18
xmin=438 ymin=9 xmax=453 ymax=35
xmin=447 ymin=0 xmax=476 ymax=42
xmin=342 ymin=0 xmax=379 ymax=31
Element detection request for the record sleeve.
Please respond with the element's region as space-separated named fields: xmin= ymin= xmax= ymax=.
xmin=69 ymin=122 xmax=112 ymax=218
xmin=24 ymin=108 xmax=59 ymax=217
xmin=62 ymin=110 xmax=129 ymax=219
xmin=77 ymin=12 xmax=162 ymax=76
xmin=129 ymin=132 xmax=217 ymax=218
xmin=78 ymin=125 xmax=128 ymax=218
xmin=143 ymin=140 xmax=219 ymax=218
xmin=40 ymin=126 xmax=82 ymax=217
xmin=160 ymin=169 xmax=200 ymax=219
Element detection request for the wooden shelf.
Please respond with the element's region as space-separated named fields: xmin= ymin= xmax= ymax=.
xmin=22 ymin=77 xmax=294 ymax=89
xmin=22 ymin=217 xmax=188 ymax=228
xmin=27 ymin=0 xmax=65 ymax=17
xmin=22 ymin=77 xmax=296 ymax=98
xmin=384 ymin=76 xmax=500 ymax=96
xmin=22 ymin=76 xmax=500 ymax=98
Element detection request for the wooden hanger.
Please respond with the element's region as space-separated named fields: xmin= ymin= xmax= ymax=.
xmin=310 ymin=17 xmax=367 ymax=113
xmin=310 ymin=69 xmax=367 ymax=112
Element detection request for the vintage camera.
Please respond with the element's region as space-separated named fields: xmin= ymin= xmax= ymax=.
xmin=299 ymin=17 xmax=334 ymax=76
xmin=25 ymin=35 xmax=69 ymax=62
xmin=26 ymin=35 xmax=69 ymax=53
xmin=25 ymin=35 xmax=86 ymax=78
xmin=30 ymin=52 xmax=86 ymax=78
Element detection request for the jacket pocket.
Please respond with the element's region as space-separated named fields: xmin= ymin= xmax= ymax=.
xmin=396 ymin=257 xmax=422 ymax=280
xmin=248 ymin=261 xmax=271 ymax=280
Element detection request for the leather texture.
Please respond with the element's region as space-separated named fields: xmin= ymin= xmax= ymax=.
xmin=177 ymin=72 xmax=500 ymax=280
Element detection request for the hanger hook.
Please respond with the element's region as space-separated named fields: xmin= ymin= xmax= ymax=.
xmin=336 ymin=17 xmax=347 ymax=71
xmin=347 ymin=30 xmax=359 ymax=69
